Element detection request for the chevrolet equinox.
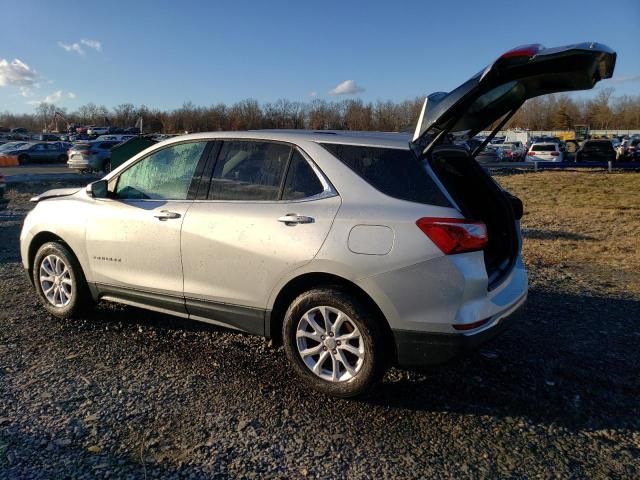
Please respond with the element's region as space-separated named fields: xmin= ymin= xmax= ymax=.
xmin=20 ymin=43 xmax=615 ymax=397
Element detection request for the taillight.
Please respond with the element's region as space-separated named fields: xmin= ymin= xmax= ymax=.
xmin=453 ymin=317 xmax=491 ymax=331
xmin=416 ymin=217 xmax=488 ymax=255
xmin=551 ymin=151 xmax=560 ymax=156
xmin=527 ymin=151 xmax=535 ymax=156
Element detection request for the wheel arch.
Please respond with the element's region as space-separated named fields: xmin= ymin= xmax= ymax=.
xmin=27 ymin=231 xmax=80 ymax=283
xmin=267 ymin=272 xmax=396 ymax=360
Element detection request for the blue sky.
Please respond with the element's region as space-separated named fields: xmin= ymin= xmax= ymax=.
xmin=0 ymin=0 xmax=638 ymax=113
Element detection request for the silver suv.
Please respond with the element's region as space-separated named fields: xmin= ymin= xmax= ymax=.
xmin=19 ymin=43 xmax=615 ymax=397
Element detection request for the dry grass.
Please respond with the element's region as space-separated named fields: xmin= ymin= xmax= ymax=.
xmin=497 ymin=171 xmax=640 ymax=298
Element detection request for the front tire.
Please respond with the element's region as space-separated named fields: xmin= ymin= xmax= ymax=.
xmin=32 ymin=242 xmax=92 ymax=318
xmin=282 ymin=288 xmax=387 ymax=398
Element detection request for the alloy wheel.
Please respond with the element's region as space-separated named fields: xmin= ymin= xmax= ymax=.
xmin=295 ymin=306 xmax=365 ymax=382
xmin=39 ymin=254 xmax=73 ymax=307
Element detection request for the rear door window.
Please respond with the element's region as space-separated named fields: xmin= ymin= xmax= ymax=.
xmin=282 ymin=150 xmax=324 ymax=200
xmin=208 ymin=141 xmax=291 ymax=201
xmin=319 ymin=143 xmax=449 ymax=206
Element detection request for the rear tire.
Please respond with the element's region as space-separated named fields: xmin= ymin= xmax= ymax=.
xmin=32 ymin=242 xmax=93 ymax=318
xmin=102 ymin=159 xmax=112 ymax=173
xmin=282 ymin=288 xmax=387 ymax=398
xmin=57 ymin=154 xmax=67 ymax=163
xmin=18 ymin=154 xmax=29 ymax=165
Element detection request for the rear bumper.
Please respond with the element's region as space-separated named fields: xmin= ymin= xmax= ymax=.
xmin=67 ymin=156 xmax=101 ymax=170
xmin=392 ymin=291 xmax=526 ymax=367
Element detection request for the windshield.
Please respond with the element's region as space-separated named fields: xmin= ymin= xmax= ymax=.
xmin=0 ymin=142 xmax=29 ymax=151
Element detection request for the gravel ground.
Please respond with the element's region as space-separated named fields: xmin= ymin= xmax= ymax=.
xmin=1 ymin=175 xmax=639 ymax=479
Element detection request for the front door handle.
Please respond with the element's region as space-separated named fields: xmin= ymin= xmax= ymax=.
xmin=154 ymin=210 xmax=181 ymax=220
xmin=278 ymin=213 xmax=314 ymax=225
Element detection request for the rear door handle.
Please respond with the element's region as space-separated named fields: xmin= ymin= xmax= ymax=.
xmin=278 ymin=213 xmax=314 ymax=225
xmin=154 ymin=210 xmax=181 ymax=220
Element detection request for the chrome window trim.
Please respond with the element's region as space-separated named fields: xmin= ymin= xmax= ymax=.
xmin=108 ymin=137 xmax=339 ymax=204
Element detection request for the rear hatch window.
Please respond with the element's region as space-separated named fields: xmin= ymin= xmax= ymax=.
xmin=320 ymin=143 xmax=450 ymax=207
xmin=584 ymin=142 xmax=613 ymax=152
xmin=531 ymin=144 xmax=556 ymax=152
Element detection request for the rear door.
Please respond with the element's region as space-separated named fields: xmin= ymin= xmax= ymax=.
xmin=29 ymin=144 xmax=48 ymax=161
xmin=411 ymin=42 xmax=616 ymax=154
xmin=181 ymin=140 xmax=340 ymax=334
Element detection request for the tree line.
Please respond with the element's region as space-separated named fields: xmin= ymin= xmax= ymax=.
xmin=1 ymin=88 xmax=639 ymax=134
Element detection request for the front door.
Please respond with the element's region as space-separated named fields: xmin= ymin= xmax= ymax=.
xmin=85 ymin=140 xmax=209 ymax=312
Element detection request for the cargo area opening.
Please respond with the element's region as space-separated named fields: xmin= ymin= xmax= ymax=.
xmin=428 ymin=146 xmax=520 ymax=289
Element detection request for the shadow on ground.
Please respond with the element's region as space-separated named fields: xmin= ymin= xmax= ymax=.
xmin=521 ymin=228 xmax=596 ymax=241
xmin=46 ymin=286 xmax=640 ymax=435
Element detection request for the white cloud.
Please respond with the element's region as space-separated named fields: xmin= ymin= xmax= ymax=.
xmin=80 ymin=39 xmax=101 ymax=52
xmin=58 ymin=38 xmax=101 ymax=55
xmin=0 ymin=58 xmax=38 ymax=87
xmin=44 ymin=90 xmax=63 ymax=103
xmin=329 ymin=79 xmax=365 ymax=96
xmin=608 ymin=74 xmax=640 ymax=83
xmin=309 ymin=90 xmax=318 ymax=97
xmin=58 ymin=41 xmax=84 ymax=55
xmin=26 ymin=90 xmax=75 ymax=105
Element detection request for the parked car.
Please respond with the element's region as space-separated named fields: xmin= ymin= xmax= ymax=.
xmin=1 ymin=142 xmax=71 ymax=164
xmin=20 ymin=42 xmax=614 ymax=397
xmin=0 ymin=173 xmax=7 ymax=211
xmin=526 ymin=142 xmax=564 ymax=162
xmin=475 ymin=145 xmax=504 ymax=163
xmin=35 ymin=134 xmax=61 ymax=142
xmin=95 ymin=134 xmax=136 ymax=142
xmin=67 ymin=140 xmax=121 ymax=172
xmin=617 ymin=138 xmax=640 ymax=160
xmin=499 ymin=141 xmax=525 ymax=160
xmin=87 ymin=127 xmax=110 ymax=136
xmin=575 ymin=140 xmax=616 ymax=163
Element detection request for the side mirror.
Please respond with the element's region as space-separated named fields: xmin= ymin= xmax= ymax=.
xmin=87 ymin=180 xmax=109 ymax=199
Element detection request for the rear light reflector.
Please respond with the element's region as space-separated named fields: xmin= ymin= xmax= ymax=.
xmin=453 ymin=317 xmax=491 ymax=331
xmin=416 ymin=217 xmax=488 ymax=255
